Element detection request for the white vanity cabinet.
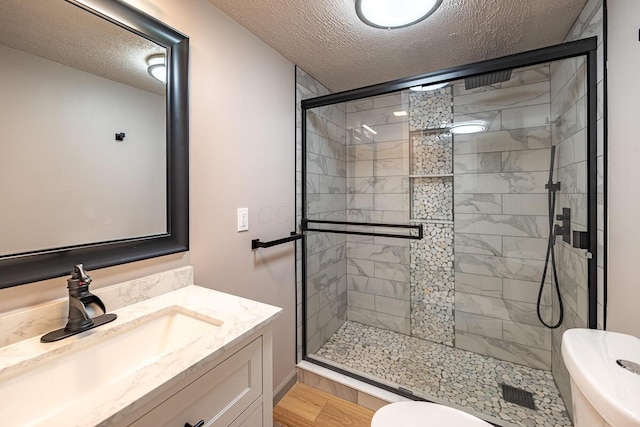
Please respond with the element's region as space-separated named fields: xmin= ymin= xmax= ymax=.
xmin=0 ymin=283 xmax=281 ymax=427
xmin=120 ymin=328 xmax=273 ymax=427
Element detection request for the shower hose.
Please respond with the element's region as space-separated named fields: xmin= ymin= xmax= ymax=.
xmin=537 ymin=146 xmax=564 ymax=329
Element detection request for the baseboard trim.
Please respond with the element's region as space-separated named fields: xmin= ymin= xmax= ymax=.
xmin=273 ymin=370 xmax=297 ymax=406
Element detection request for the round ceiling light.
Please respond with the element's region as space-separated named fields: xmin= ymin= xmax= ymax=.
xmin=409 ymin=82 xmax=448 ymax=92
xmin=356 ymin=0 xmax=443 ymax=29
xmin=450 ymin=122 xmax=487 ymax=135
xmin=146 ymin=54 xmax=166 ymax=83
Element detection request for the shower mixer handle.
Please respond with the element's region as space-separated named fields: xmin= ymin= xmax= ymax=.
xmin=555 ymin=208 xmax=572 ymax=244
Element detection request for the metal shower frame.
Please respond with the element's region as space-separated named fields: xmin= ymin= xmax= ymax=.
xmin=299 ymin=36 xmax=601 ymax=396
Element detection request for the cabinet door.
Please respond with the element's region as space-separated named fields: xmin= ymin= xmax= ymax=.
xmin=130 ymin=337 xmax=263 ymax=427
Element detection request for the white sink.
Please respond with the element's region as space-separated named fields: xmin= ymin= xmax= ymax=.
xmin=0 ymin=307 xmax=222 ymax=425
xmin=562 ymin=328 xmax=640 ymax=426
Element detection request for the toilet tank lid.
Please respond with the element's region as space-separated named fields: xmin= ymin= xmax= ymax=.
xmin=562 ymin=328 xmax=640 ymax=426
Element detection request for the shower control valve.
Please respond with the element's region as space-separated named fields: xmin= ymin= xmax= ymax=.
xmin=554 ymin=224 xmax=566 ymax=236
xmin=555 ymin=207 xmax=572 ymax=244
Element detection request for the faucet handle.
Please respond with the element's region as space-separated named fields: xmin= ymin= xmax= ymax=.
xmin=74 ymin=264 xmax=92 ymax=286
xmin=67 ymin=264 xmax=92 ymax=290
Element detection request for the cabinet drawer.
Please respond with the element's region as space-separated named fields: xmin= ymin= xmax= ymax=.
xmin=130 ymin=337 xmax=263 ymax=427
xmin=233 ymin=402 xmax=262 ymax=427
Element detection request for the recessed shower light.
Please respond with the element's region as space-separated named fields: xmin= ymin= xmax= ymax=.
xmin=146 ymin=54 xmax=166 ymax=83
xmin=356 ymin=0 xmax=443 ymax=29
xmin=393 ymin=111 xmax=408 ymax=117
xmin=362 ymin=124 xmax=378 ymax=134
xmin=450 ymin=122 xmax=487 ymax=134
xmin=409 ymin=82 xmax=448 ymax=92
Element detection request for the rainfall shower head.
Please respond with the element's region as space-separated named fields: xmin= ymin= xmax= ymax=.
xmin=464 ymin=69 xmax=513 ymax=90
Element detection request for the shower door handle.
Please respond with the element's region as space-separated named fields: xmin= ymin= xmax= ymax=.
xmin=302 ymin=219 xmax=423 ymax=240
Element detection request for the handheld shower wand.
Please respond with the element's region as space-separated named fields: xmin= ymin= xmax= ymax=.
xmin=537 ymin=146 xmax=564 ymax=329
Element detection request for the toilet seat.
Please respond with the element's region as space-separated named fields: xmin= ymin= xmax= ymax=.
xmin=371 ymin=401 xmax=492 ymax=427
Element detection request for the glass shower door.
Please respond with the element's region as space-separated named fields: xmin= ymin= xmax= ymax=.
xmin=303 ymin=92 xmax=421 ymax=356
xmin=300 ymin=40 xmax=597 ymax=427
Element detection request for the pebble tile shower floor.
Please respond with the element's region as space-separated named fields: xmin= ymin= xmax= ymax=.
xmin=313 ymin=321 xmax=572 ymax=427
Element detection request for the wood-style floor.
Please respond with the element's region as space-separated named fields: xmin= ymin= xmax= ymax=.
xmin=273 ymin=383 xmax=375 ymax=427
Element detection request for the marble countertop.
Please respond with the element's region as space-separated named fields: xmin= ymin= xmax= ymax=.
xmin=0 ymin=285 xmax=282 ymax=426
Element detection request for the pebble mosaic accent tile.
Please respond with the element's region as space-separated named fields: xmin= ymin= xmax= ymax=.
xmin=410 ymin=224 xmax=455 ymax=345
xmin=409 ymin=88 xmax=453 ymax=131
xmin=411 ymin=132 xmax=453 ymax=175
xmin=315 ymin=321 xmax=572 ymax=427
xmin=408 ymin=84 xmax=456 ymax=346
xmin=411 ymin=177 xmax=453 ymax=221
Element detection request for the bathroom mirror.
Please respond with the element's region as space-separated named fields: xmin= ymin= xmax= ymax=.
xmin=0 ymin=0 xmax=189 ymax=288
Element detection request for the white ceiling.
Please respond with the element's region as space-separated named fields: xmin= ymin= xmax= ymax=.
xmin=207 ymin=0 xmax=589 ymax=92
xmin=0 ymin=0 xmax=166 ymax=96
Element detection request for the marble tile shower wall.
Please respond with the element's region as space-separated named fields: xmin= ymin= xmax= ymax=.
xmin=551 ymin=58 xmax=588 ymax=422
xmin=550 ymin=0 xmax=605 ymax=417
xmin=452 ymin=65 xmax=555 ymax=370
xmin=344 ymin=92 xmax=413 ymax=335
xmin=547 ymin=55 xmax=590 ymax=415
xmin=296 ymin=68 xmax=348 ymax=356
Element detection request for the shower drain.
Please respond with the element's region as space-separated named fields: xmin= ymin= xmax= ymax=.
xmin=501 ymin=384 xmax=536 ymax=410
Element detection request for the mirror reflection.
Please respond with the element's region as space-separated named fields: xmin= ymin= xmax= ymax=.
xmin=0 ymin=0 xmax=168 ymax=257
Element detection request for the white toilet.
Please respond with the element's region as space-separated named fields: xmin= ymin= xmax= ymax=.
xmin=562 ymin=328 xmax=640 ymax=427
xmin=371 ymin=401 xmax=492 ymax=426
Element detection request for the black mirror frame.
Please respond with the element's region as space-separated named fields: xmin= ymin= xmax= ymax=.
xmin=0 ymin=0 xmax=189 ymax=288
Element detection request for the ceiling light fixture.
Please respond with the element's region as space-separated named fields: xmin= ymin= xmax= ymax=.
xmin=146 ymin=53 xmax=166 ymax=83
xmin=409 ymin=82 xmax=448 ymax=92
xmin=450 ymin=122 xmax=487 ymax=135
xmin=393 ymin=111 xmax=408 ymax=117
xmin=362 ymin=124 xmax=378 ymax=134
xmin=356 ymin=0 xmax=443 ymax=29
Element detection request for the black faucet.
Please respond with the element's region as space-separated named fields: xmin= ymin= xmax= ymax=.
xmin=65 ymin=264 xmax=105 ymax=332
xmin=41 ymin=264 xmax=117 ymax=343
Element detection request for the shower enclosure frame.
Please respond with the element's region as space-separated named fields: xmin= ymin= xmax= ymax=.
xmin=300 ymin=36 xmax=600 ymax=397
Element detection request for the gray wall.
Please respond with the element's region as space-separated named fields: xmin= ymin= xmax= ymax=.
xmin=0 ymin=0 xmax=299 ymax=396
xmin=608 ymin=0 xmax=640 ymax=340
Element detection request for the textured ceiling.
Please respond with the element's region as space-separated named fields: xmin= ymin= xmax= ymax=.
xmin=0 ymin=0 xmax=165 ymax=96
xmin=207 ymin=0 xmax=589 ymax=92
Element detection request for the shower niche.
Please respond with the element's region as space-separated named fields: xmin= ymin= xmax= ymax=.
xmin=300 ymin=38 xmax=599 ymax=427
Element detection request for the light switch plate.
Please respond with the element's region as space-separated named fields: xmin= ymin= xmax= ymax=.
xmin=237 ymin=208 xmax=249 ymax=232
